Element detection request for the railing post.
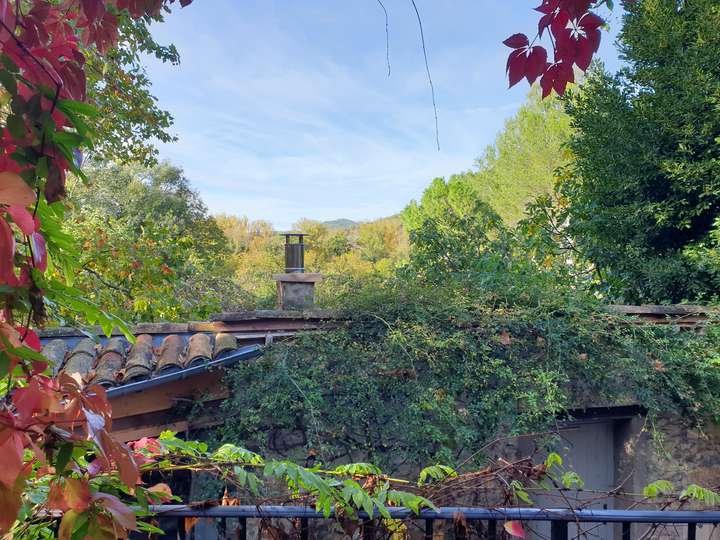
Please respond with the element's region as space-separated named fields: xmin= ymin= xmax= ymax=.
xmin=688 ymin=523 xmax=697 ymax=540
xmin=551 ymin=520 xmax=568 ymax=540
xmin=363 ymin=520 xmax=376 ymax=540
xmin=178 ymin=517 xmax=187 ymax=540
xmin=235 ymin=517 xmax=247 ymax=540
xmin=622 ymin=522 xmax=631 ymax=540
xmin=487 ymin=519 xmax=497 ymax=539
xmin=424 ymin=519 xmax=434 ymax=540
xmin=300 ymin=517 xmax=309 ymax=540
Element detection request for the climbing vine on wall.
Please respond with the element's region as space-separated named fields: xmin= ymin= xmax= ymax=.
xmin=211 ymin=276 xmax=720 ymax=471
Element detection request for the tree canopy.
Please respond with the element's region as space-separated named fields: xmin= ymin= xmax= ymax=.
xmin=559 ymin=0 xmax=720 ymax=303
xmin=64 ymin=161 xmax=242 ymax=322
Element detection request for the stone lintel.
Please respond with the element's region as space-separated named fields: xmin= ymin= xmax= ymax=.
xmin=273 ymin=273 xmax=323 ymax=283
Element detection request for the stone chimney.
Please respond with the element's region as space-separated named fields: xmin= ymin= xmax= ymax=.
xmin=273 ymin=233 xmax=322 ymax=310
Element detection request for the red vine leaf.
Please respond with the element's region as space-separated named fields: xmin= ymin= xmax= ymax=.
xmin=0 ymin=463 xmax=28 ymax=534
xmin=0 ymin=218 xmax=16 ymax=285
xmin=0 ymin=172 xmax=36 ymax=207
xmin=503 ymin=33 xmax=529 ymax=49
xmin=93 ymin=492 xmax=137 ymax=531
xmin=5 ymin=205 xmax=36 ymax=236
xmin=504 ymin=521 xmax=527 ymax=538
xmin=0 ymin=423 xmax=26 ymax=490
xmin=507 ymin=49 xmax=528 ymax=89
xmin=147 ymin=482 xmax=173 ymax=503
xmin=48 ymin=477 xmax=91 ymax=512
xmin=29 ymin=231 xmax=47 ymax=271
xmin=525 ymin=46 xmax=548 ymax=84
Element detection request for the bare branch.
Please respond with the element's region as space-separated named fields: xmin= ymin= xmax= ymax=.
xmin=409 ymin=0 xmax=439 ymax=150
xmin=376 ymin=0 xmax=391 ymax=76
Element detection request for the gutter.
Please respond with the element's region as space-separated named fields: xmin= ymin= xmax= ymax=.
xmin=106 ymin=344 xmax=263 ymax=398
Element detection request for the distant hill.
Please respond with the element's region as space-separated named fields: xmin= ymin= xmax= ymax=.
xmin=323 ymin=218 xmax=358 ymax=230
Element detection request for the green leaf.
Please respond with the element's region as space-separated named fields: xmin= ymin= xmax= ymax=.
xmin=55 ymin=443 xmax=74 ymax=474
xmin=7 ymin=114 xmax=25 ymax=139
xmin=58 ymin=99 xmax=99 ymax=118
xmin=0 ymin=69 xmax=17 ymax=96
xmin=679 ymin=485 xmax=720 ymax=505
xmin=376 ymin=500 xmax=391 ymax=519
xmin=643 ymin=480 xmax=674 ymax=498
xmin=545 ymin=452 xmax=563 ymax=470
xmin=561 ymin=471 xmax=584 ymax=490
xmin=418 ymin=464 xmax=457 ymax=486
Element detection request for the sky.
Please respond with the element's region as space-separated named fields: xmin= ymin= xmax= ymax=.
xmin=145 ymin=1 xmax=622 ymax=230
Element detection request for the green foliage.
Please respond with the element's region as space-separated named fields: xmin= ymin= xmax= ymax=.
xmin=210 ymin=254 xmax=720 ymax=470
xmin=643 ymin=480 xmax=675 ymax=498
xmin=465 ymin=87 xmax=572 ymax=224
xmin=560 ymin=471 xmax=584 ymax=490
xmin=154 ymin=432 xmax=433 ymax=521
xmin=84 ymin=14 xmax=181 ymax=165
xmin=418 ymin=465 xmax=457 ymax=487
xmin=61 ymin=161 xmax=245 ymax=323
xmin=556 ymin=0 xmax=720 ymax=303
xmin=680 ymin=485 xmax=720 ymax=505
xmin=402 ymin=175 xmax=574 ymax=306
xmin=218 ymin=214 xmax=409 ymax=308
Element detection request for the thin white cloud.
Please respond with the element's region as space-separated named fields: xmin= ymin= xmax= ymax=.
xmin=143 ymin=0 xmax=618 ymax=229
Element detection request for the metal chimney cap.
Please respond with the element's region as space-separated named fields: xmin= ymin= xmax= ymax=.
xmin=279 ymin=233 xmax=308 ymax=243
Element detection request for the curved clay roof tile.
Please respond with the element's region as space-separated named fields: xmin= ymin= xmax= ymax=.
xmin=61 ymin=338 xmax=97 ymax=380
xmin=41 ymin=339 xmax=67 ymax=375
xmin=122 ymin=334 xmax=155 ymax=384
xmin=155 ymin=335 xmax=185 ymax=374
xmin=213 ymin=333 xmax=237 ymax=358
xmin=92 ymin=351 xmax=124 ymax=388
xmin=102 ymin=337 xmax=127 ymax=356
xmin=186 ymin=333 xmax=212 ymax=367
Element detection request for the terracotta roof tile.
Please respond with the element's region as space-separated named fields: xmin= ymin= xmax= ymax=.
xmin=156 ymin=335 xmax=185 ymax=374
xmin=186 ymin=333 xmax=212 ymax=367
xmin=214 ymin=333 xmax=237 ymax=358
xmin=63 ymin=338 xmax=97 ymax=381
xmin=48 ymin=325 xmax=283 ymax=390
xmin=122 ymin=334 xmax=154 ymax=384
xmin=41 ymin=339 xmax=68 ymax=375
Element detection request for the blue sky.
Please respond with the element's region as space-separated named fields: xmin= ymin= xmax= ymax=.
xmin=145 ymin=1 xmax=621 ymax=230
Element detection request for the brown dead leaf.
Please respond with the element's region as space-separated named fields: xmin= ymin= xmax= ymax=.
xmin=185 ymin=517 xmax=199 ymax=533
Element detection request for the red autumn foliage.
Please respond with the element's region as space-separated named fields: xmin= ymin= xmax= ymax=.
xmin=0 ymin=0 xmax=193 ymax=534
xmin=505 ymin=0 xmax=610 ymax=97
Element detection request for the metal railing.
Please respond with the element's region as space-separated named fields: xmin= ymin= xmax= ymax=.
xmin=147 ymin=505 xmax=720 ymax=539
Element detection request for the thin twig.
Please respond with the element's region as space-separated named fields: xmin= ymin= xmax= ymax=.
xmin=409 ymin=0 xmax=439 ymax=150
xmin=376 ymin=0 xmax=391 ymax=76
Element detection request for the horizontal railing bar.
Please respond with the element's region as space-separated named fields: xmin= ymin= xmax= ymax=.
xmin=148 ymin=505 xmax=720 ymax=523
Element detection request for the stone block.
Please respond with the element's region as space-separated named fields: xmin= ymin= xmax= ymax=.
xmin=273 ymin=273 xmax=322 ymax=310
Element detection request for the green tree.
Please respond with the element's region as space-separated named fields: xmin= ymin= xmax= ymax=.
xmin=84 ymin=15 xmax=182 ymax=165
xmin=458 ymin=88 xmax=571 ymax=224
xmin=558 ymin=0 xmax=720 ymax=303
xmin=215 ymin=214 xmax=274 ymax=254
xmin=402 ymin=176 xmax=509 ymax=279
xmin=63 ymin=161 xmax=243 ymax=322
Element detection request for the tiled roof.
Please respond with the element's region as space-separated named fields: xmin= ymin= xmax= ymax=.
xmin=42 ymin=332 xmax=247 ymax=389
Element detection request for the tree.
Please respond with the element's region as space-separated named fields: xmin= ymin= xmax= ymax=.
xmin=84 ymin=15 xmax=181 ymax=165
xmin=63 ymin=161 xmax=243 ymax=322
xmin=462 ymin=87 xmax=571 ymax=224
xmin=215 ymin=214 xmax=274 ymax=254
xmin=558 ymin=0 xmax=720 ymax=303
xmin=402 ymin=176 xmax=509 ymax=281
